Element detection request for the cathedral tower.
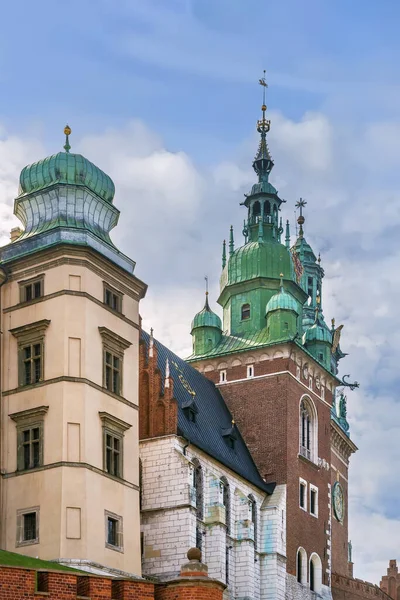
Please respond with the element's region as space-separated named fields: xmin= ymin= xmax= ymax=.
xmin=188 ymin=79 xmax=358 ymax=595
xmin=0 ymin=128 xmax=146 ymax=574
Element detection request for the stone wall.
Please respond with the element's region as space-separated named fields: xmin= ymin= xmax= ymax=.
xmin=332 ymin=572 xmax=392 ymax=600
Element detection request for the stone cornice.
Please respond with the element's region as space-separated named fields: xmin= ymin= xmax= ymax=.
xmin=9 ymin=405 xmax=49 ymax=423
xmin=3 ymin=244 xmax=147 ymax=300
xmin=331 ymin=420 xmax=358 ymax=462
xmin=99 ymin=326 xmax=132 ymax=352
xmin=99 ymin=411 xmax=132 ymax=432
xmin=9 ymin=319 xmax=50 ymax=342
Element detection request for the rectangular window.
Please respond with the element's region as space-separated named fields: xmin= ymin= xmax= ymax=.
xmin=104 ymin=351 xmax=121 ymax=394
xmin=299 ymin=480 xmax=307 ymax=510
xmin=22 ymin=342 xmax=42 ymax=385
xmin=20 ymin=277 xmax=44 ymax=303
xmin=307 ymin=276 xmax=313 ymax=299
xmin=220 ymin=370 xmax=226 ymax=383
xmin=105 ymin=432 xmax=121 ymax=477
xmin=310 ymin=485 xmax=318 ymax=517
xmin=104 ymin=284 xmax=122 ymax=313
xmin=247 ymin=365 xmax=254 ymax=378
xmin=16 ymin=507 xmax=39 ymax=546
xmin=105 ymin=511 xmax=123 ymax=552
xmin=22 ymin=426 xmax=41 ymax=470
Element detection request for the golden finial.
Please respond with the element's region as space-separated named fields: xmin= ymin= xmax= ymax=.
xmin=280 ymin=272 xmax=284 ymax=278
xmin=231 ymin=419 xmax=235 ymax=426
xmin=63 ymin=124 xmax=71 ymax=153
xmin=257 ymin=70 xmax=270 ymax=134
xmin=316 ymin=293 xmax=321 ymax=305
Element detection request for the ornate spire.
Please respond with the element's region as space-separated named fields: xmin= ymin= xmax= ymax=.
xmin=229 ymin=225 xmax=234 ymax=256
xmin=165 ymin=358 xmax=170 ymax=388
xmin=285 ymin=219 xmax=291 ymax=249
xmin=204 ymin=276 xmax=210 ymax=309
xmin=149 ymin=327 xmax=154 ymax=357
xmin=253 ymin=71 xmax=274 ymax=182
xmin=295 ymin=198 xmax=307 ymax=238
xmin=222 ymin=240 xmax=226 ymax=269
xmin=63 ymin=124 xmax=71 ymax=153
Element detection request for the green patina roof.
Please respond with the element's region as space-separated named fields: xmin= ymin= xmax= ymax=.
xmin=0 ymin=549 xmax=83 ymax=572
xmin=266 ymin=286 xmax=299 ymax=314
xmin=226 ymin=241 xmax=292 ymax=286
xmin=248 ymin=180 xmax=278 ymax=197
xmin=303 ymin=313 xmax=332 ymax=344
xmin=19 ymin=152 xmax=115 ymax=203
xmin=191 ymin=296 xmax=222 ymax=332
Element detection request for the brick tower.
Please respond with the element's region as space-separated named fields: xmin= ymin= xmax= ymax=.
xmin=187 ymin=76 xmax=358 ymax=596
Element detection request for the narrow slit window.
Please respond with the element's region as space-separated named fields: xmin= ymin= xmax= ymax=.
xmin=241 ymin=304 xmax=250 ymax=320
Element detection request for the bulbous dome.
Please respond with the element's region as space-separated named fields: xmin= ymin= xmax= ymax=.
xmin=303 ymin=318 xmax=332 ymax=344
xmin=191 ymin=297 xmax=222 ymax=332
xmin=18 ymin=152 xmax=115 ymax=203
xmin=266 ymin=287 xmax=299 ymax=314
xmin=226 ymin=241 xmax=292 ymax=286
xmin=249 ymin=180 xmax=277 ymax=197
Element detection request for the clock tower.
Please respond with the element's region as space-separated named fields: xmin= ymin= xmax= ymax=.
xmin=187 ymin=78 xmax=358 ymax=595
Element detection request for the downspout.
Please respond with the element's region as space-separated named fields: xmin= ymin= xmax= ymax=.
xmin=0 ymin=265 xmax=9 ymax=548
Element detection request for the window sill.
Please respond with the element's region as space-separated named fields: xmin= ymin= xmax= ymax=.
xmin=105 ymin=542 xmax=124 ymax=554
xmin=16 ymin=539 xmax=39 ymax=547
xmin=310 ymin=512 xmax=318 ymax=519
xmin=298 ymin=454 xmax=319 ymax=470
xmin=299 ymin=505 xmax=308 ymax=513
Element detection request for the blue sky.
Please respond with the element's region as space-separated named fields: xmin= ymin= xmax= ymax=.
xmin=1 ymin=0 xmax=400 ymax=585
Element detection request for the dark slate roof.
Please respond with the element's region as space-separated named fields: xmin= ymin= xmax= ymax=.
xmin=142 ymin=331 xmax=275 ymax=495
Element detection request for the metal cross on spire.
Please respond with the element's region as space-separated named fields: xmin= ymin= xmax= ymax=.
xmin=295 ymin=198 xmax=307 ymax=238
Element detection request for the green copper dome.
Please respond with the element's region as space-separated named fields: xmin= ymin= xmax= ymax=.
xmin=191 ymin=296 xmax=222 ymax=332
xmin=266 ymin=286 xmax=299 ymax=314
xmin=226 ymin=241 xmax=292 ymax=286
xmin=18 ymin=151 xmax=115 ymax=203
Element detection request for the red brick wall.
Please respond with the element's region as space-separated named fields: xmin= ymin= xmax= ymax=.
xmin=332 ymin=573 xmax=392 ymax=600
xmin=139 ymin=339 xmax=178 ymax=440
xmin=0 ymin=565 xmax=223 ymax=600
xmin=331 ymin=451 xmax=350 ymax=576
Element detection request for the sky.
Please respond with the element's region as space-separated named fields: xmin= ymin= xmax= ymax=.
xmin=0 ymin=0 xmax=399 ymax=585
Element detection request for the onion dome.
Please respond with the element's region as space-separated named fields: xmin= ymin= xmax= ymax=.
xmin=226 ymin=241 xmax=292 ymax=286
xmin=266 ymin=276 xmax=299 ymax=314
xmin=18 ymin=125 xmax=115 ymax=203
xmin=191 ymin=295 xmax=222 ymax=332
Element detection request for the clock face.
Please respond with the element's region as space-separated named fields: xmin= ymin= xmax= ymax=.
xmin=333 ymin=482 xmax=345 ymax=523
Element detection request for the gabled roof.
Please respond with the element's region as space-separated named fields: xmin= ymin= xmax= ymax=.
xmin=142 ymin=331 xmax=275 ymax=495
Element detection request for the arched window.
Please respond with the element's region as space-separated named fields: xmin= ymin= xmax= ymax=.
xmin=309 ymin=553 xmax=322 ymax=592
xmin=264 ymin=200 xmax=271 ymax=215
xmin=192 ymin=459 xmax=204 ymax=550
xmin=299 ymin=397 xmax=317 ymax=462
xmin=221 ymin=477 xmax=231 ymax=534
xmin=253 ymin=201 xmax=261 ymax=217
xmin=296 ymin=547 xmax=307 ymax=584
xmin=241 ymin=303 xmax=250 ymax=320
xmin=248 ymin=494 xmax=257 ymax=548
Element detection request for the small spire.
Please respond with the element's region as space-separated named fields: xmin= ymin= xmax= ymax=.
xmin=204 ymin=276 xmax=210 ymax=310
xmin=222 ymin=240 xmax=226 ymax=269
xmin=279 ymin=272 xmax=284 ymax=292
xmin=149 ymin=327 xmax=154 ymax=357
xmin=63 ymin=124 xmax=71 ymax=153
xmin=295 ymin=198 xmax=307 ymax=238
xmin=285 ymin=219 xmax=290 ymax=249
xmin=318 ymin=252 xmax=321 ymax=264
xmin=253 ymin=71 xmax=274 ymax=181
xmin=331 ymin=317 xmax=336 ymax=332
xmin=229 ymin=225 xmax=234 ymax=256
xmin=165 ymin=358 xmax=170 ymax=388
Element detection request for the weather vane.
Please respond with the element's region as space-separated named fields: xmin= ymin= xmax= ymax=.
xmin=205 ymin=275 xmax=209 ymax=296
xmin=295 ymin=198 xmax=307 ymax=217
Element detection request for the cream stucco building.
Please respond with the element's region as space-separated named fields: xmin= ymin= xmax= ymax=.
xmin=0 ymin=128 xmax=146 ymax=576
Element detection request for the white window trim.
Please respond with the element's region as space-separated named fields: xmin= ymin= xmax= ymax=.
xmin=310 ymin=484 xmax=318 ymax=518
xmin=299 ymin=395 xmax=318 ymax=465
xmin=219 ymin=370 xmax=227 ymax=383
xmin=247 ymin=365 xmax=254 ymax=378
xmin=299 ymin=478 xmax=307 ymax=512
xmin=16 ymin=506 xmax=40 ymax=547
xmin=105 ymin=510 xmax=124 ymax=553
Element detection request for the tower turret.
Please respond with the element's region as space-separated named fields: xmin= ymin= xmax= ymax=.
xmin=191 ymin=281 xmax=222 ymax=355
xmin=266 ymin=274 xmax=299 ymax=342
xmin=302 ymin=296 xmax=332 ymax=368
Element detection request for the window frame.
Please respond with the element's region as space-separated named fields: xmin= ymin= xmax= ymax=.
xmin=296 ymin=547 xmax=307 ymax=584
xmin=103 ymin=282 xmax=123 ymax=314
xmin=16 ymin=506 xmax=40 ymax=547
xmin=219 ymin=370 xmax=227 ymax=383
xmin=247 ymin=365 xmax=254 ymax=378
xmin=299 ymin=396 xmax=318 ymax=464
xmin=241 ymin=303 xmax=251 ymax=321
xmin=99 ymin=412 xmax=131 ymax=480
xmin=10 ymin=406 xmax=48 ymax=472
xmin=299 ymin=478 xmax=307 ymax=511
xmin=310 ymin=484 xmax=318 ymax=518
xmin=19 ymin=275 xmax=44 ymax=304
xmin=10 ymin=320 xmax=50 ymax=388
xmin=105 ymin=510 xmax=123 ymax=553
xmin=98 ymin=327 xmax=131 ymax=397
